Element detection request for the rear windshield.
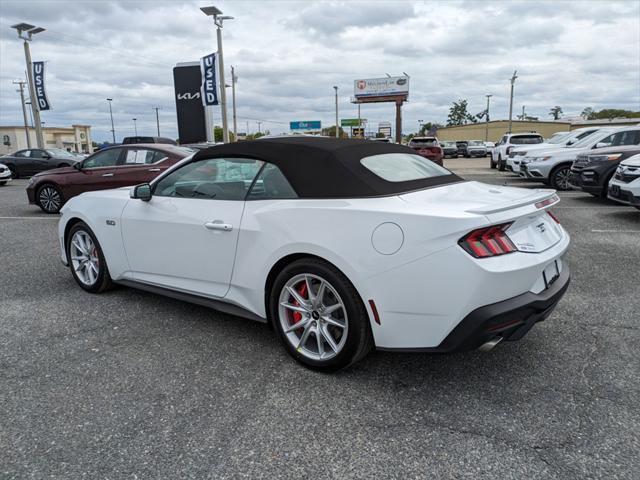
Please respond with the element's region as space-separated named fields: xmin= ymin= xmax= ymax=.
xmin=468 ymin=140 xmax=484 ymax=146
xmin=511 ymin=135 xmax=543 ymax=144
xmin=360 ymin=153 xmax=450 ymax=182
xmin=410 ymin=138 xmax=437 ymax=146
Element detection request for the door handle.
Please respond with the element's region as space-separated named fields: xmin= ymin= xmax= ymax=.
xmin=102 ymin=173 xmax=114 ymax=177
xmin=148 ymin=168 xmax=161 ymax=172
xmin=204 ymin=220 xmax=233 ymax=231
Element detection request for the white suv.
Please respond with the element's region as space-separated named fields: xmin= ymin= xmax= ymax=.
xmin=608 ymin=153 xmax=640 ymax=209
xmin=491 ymin=132 xmax=544 ymax=170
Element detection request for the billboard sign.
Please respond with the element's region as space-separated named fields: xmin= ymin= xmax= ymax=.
xmin=341 ymin=118 xmax=365 ymax=127
xmin=32 ymin=61 xmax=51 ymax=110
xmin=290 ymin=121 xmax=321 ymax=130
xmin=200 ymin=53 xmax=219 ymax=106
xmin=351 ymin=127 xmax=365 ymax=138
xmin=354 ymin=76 xmax=409 ymax=98
xmin=173 ymin=63 xmax=207 ymax=144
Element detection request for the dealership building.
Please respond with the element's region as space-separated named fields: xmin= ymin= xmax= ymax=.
xmin=435 ymin=118 xmax=640 ymax=142
xmin=0 ymin=125 xmax=93 ymax=156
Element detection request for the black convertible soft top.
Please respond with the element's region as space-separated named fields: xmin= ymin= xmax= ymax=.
xmin=192 ymin=136 xmax=462 ymax=198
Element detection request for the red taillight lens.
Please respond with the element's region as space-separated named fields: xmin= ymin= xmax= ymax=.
xmin=547 ymin=211 xmax=561 ymax=224
xmin=459 ymin=223 xmax=517 ymax=258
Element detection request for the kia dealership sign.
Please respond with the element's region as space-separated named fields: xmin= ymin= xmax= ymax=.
xmin=354 ymin=76 xmax=409 ymax=98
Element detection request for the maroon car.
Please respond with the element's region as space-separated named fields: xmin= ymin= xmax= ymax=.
xmin=26 ymin=144 xmax=193 ymax=213
xmin=408 ymin=137 xmax=444 ymax=165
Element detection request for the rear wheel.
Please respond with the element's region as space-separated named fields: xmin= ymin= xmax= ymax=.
xmin=549 ymin=165 xmax=571 ymax=191
xmin=270 ymin=258 xmax=373 ymax=371
xmin=36 ymin=184 xmax=64 ymax=213
xmin=8 ymin=166 xmax=18 ymax=179
xmin=66 ymin=222 xmax=113 ymax=293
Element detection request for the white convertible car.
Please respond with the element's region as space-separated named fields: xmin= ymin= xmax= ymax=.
xmin=59 ymin=137 xmax=570 ymax=371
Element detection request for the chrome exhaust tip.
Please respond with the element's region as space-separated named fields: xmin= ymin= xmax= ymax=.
xmin=478 ymin=337 xmax=503 ymax=352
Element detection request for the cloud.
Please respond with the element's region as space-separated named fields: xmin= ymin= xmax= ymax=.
xmin=0 ymin=0 xmax=638 ymax=142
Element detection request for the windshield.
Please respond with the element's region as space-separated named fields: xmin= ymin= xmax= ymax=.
xmin=46 ymin=148 xmax=76 ymax=157
xmin=443 ymin=141 xmax=456 ymax=147
xmin=361 ymin=153 xmax=450 ymax=182
xmin=570 ymin=130 xmax=612 ymax=149
xmin=547 ymin=132 xmax=571 ymax=144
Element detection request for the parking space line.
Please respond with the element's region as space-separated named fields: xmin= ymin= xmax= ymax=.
xmin=591 ymin=229 xmax=640 ymax=233
xmin=0 ymin=216 xmax=58 ymax=220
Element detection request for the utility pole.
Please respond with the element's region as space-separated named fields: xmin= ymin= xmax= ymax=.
xmin=231 ymin=66 xmax=238 ymax=142
xmin=333 ymin=86 xmax=339 ymax=138
xmin=11 ymin=24 xmax=46 ymax=148
xmin=132 ymin=118 xmax=138 ymax=136
xmin=357 ymin=103 xmax=361 ymax=133
xmin=485 ymin=94 xmax=492 ymax=141
xmin=13 ymin=79 xmax=31 ymax=148
xmin=508 ymin=70 xmax=518 ymax=133
xmin=106 ymin=98 xmax=116 ymax=143
xmin=521 ymin=105 xmax=526 ymax=120
xmin=153 ymin=107 xmax=161 ymax=136
xmin=257 ymin=121 xmax=262 ymax=134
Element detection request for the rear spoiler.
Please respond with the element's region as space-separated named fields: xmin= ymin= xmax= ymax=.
xmin=466 ymin=190 xmax=559 ymax=215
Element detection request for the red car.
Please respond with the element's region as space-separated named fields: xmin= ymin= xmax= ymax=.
xmin=408 ymin=137 xmax=444 ymax=165
xmin=26 ymin=144 xmax=193 ymax=213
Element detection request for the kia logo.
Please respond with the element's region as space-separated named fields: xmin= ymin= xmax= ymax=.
xmin=177 ymin=92 xmax=200 ymax=100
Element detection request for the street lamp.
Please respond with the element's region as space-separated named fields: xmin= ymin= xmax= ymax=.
xmin=201 ymin=5 xmax=233 ymax=144
xmin=11 ymin=22 xmax=46 ymax=148
xmin=484 ymin=94 xmax=492 ymax=141
xmin=106 ymin=98 xmax=116 ymax=143
xmin=333 ymin=86 xmax=339 ymax=138
xmin=132 ymin=118 xmax=138 ymax=136
xmin=508 ymin=71 xmax=518 ymax=133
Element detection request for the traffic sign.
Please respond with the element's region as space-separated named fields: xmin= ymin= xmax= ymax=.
xmin=340 ymin=118 xmax=364 ymax=127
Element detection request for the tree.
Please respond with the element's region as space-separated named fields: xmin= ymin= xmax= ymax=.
xmin=581 ymin=107 xmax=594 ymax=119
xmin=321 ymin=126 xmax=348 ymax=138
xmin=583 ymin=109 xmax=640 ymax=120
xmin=447 ymin=100 xmax=477 ymax=126
xmin=418 ymin=122 xmax=444 ymax=136
xmin=549 ymin=106 xmax=563 ymax=120
xmin=213 ymin=127 xmax=236 ymax=142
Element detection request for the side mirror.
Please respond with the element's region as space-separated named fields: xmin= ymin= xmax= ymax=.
xmin=595 ymin=142 xmax=610 ymax=149
xmin=72 ymin=162 xmax=82 ymax=170
xmin=130 ymin=183 xmax=152 ymax=201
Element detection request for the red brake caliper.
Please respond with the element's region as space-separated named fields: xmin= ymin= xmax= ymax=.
xmin=291 ymin=282 xmax=308 ymax=324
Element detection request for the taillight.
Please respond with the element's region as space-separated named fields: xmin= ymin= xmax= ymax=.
xmin=458 ymin=223 xmax=517 ymax=258
xmin=547 ymin=211 xmax=561 ymax=224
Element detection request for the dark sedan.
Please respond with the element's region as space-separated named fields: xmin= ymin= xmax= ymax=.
xmin=27 ymin=144 xmax=192 ymax=213
xmin=568 ymin=145 xmax=640 ymax=197
xmin=1 ymin=148 xmax=80 ymax=178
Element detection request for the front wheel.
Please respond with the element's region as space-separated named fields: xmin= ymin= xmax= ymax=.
xmin=549 ymin=165 xmax=571 ymax=191
xmin=36 ymin=184 xmax=64 ymax=213
xmin=0 ymin=181 xmax=6 ymax=186
xmin=498 ymin=155 xmax=506 ymax=171
xmin=66 ymin=222 xmax=113 ymax=293
xmin=270 ymin=259 xmax=373 ymax=371
xmin=490 ymin=157 xmax=496 ymax=169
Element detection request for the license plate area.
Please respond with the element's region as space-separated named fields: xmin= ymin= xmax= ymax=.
xmin=542 ymin=260 xmax=560 ymax=289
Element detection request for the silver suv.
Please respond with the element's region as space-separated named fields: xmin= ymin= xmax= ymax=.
xmin=491 ymin=132 xmax=544 ymax=170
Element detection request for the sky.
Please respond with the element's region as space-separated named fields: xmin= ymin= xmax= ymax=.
xmin=0 ymin=0 xmax=639 ymax=143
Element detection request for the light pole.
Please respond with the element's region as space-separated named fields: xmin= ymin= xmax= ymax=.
xmin=257 ymin=121 xmax=262 ymax=134
xmin=132 ymin=118 xmax=138 ymax=136
xmin=11 ymin=23 xmax=45 ymax=148
xmin=106 ymin=98 xmax=116 ymax=143
xmin=13 ymin=79 xmax=31 ymax=148
xmin=333 ymin=86 xmax=339 ymax=138
xmin=508 ymin=70 xmax=518 ymax=133
xmin=153 ymin=106 xmax=161 ymax=136
xmin=201 ymin=6 xmax=233 ymax=144
xmin=231 ymin=66 xmax=238 ymax=142
xmin=484 ymin=94 xmax=492 ymax=141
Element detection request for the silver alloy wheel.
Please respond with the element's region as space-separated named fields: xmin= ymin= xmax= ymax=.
xmin=278 ymin=273 xmax=349 ymax=361
xmin=554 ymin=167 xmax=570 ymax=190
xmin=70 ymin=230 xmax=100 ymax=286
xmin=39 ymin=186 xmax=61 ymax=212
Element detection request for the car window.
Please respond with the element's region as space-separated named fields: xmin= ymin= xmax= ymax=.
xmin=247 ymin=163 xmax=297 ymax=200
xmin=510 ymin=135 xmax=543 ymax=144
xmin=46 ymin=148 xmax=76 ymax=158
xmin=361 ymin=153 xmax=450 ymax=182
xmin=83 ymin=148 xmax=122 ymax=168
xmin=15 ymin=150 xmax=30 ymax=158
xmin=154 ymin=157 xmax=263 ymax=200
xmin=123 ymin=149 xmax=167 ymax=165
xmin=609 ymin=130 xmax=640 ymax=147
xmin=30 ymin=149 xmax=48 ymax=158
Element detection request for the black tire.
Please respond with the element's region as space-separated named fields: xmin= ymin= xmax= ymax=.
xmin=8 ymin=166 xmax=18 ymax=179
xmin=36 ymin=184 xmax=64 ymax=213
xmin=269 ymin=258 xmax=373 ymax=372
xmin=549 ymin=165 xmax=571 ymax=191
xmin=498 ymin=155 xmax=506 ymax=171
xmin=490 ymin=157 xmax=496 ymax=169
xmin=66 ymin=221 xmax=113 ymax=293
xmin=0 ymin=181 xmax=6 ymax=186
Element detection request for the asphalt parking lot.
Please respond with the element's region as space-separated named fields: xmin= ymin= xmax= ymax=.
xmin=1 ymin=159 xmax=638 ymax=479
